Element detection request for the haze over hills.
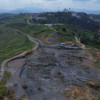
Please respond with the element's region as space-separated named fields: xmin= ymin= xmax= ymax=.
xmin=0 ymin=7 xmax=100 ymax=14
xmin=0 ymin=7 xmax=52 ymax=14
xmin=74 ymin=9 xmax=100 ymax=15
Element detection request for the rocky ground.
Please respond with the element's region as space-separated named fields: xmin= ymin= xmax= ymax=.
xmin=5 ymin=41 xmax=100 ymax=100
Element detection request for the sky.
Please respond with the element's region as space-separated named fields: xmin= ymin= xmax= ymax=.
xmin=0 ymin=0 xmax=100 ymax=11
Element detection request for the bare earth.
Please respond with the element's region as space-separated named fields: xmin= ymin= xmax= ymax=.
xmin=0 ymin=29 xmax=100 ymax=100
xmin=6 ymin=41 xmax=100 ymax=100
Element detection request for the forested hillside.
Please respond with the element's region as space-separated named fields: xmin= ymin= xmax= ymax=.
xmin=4 ymin=13 xmax=100 ymax=48
xmin=31 ymin=12 xmax=99 ymax=32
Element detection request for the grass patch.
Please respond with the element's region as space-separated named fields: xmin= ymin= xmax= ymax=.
xmin=0 ymin=14 xmax=34 ymax=100
xmin=0 ymin=25 xmax=34 ymax=64
xmin=0 ymin=71 xmax=15 ymax=100
xmin=0 ymin=71 xmax=10 ymax=85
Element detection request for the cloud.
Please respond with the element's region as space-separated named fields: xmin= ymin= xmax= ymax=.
xmin=72 ymin=0 xmax=100 ymax=3
xmin=72 ymin=0 xmax=90 ymax=1
xmin=0 ymin=0 xmax=99 ymax=10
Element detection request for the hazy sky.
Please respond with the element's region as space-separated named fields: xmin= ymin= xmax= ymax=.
xmin=0 ymin=0 xmax=100 ymax=10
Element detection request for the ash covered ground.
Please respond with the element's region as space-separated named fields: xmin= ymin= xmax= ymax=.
xmin=6 ymin=44 xmax=100 ymax=100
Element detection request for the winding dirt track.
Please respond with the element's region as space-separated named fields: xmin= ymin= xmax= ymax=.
xmin=0 ymin=29 xmax=39 ymax=80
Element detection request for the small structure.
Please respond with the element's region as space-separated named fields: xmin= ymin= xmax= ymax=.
xmin=45 ymin=24 xmax=52 ymax=27
xmin=63 ymin=8 xmax=68 ymax=13
xmin=72 ymin=12 xmax=80 ymax=18
xmin=36 ymin=17 xmax=46 ymax=20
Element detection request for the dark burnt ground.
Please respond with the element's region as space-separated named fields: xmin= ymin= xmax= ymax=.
xmin=6 ymin=46 xmax=100 ymax=100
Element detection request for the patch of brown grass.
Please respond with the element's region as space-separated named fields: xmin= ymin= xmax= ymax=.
xmin=62 ymin=87 xmax=86 ymax=100
xmin=84 ymin=49 xmax=100 ymax=68
xmin=96 ymin=51 xmax=100 ymax=59
xmin=62 ymin=81 xmax=100 ymax=100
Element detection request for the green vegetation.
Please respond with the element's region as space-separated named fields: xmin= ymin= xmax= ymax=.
xmin=0 ymin=71 xmax=10 ymax=85
xmin=30 ymin=12 xmax=100 ymax=47
xmin=0 ymin=25 xmax=34 ymax=64
xmin=0 ymin=14 xmax=34 ymax=100
xmin=7 ymin=21 xmax=100 ymax=48
xmin=0 ymin=13 xmax=16 ymax=21
xmin=7 ymin=23 xmax=56 ymax=38
xmin=4 ymin=13 xmax=100 ymax=48
xmin=0 ymin=13 xmax=31 ymax=24
xmin=52 ymin=24 xmax=76 ymax=42
xmin=32 ymin=12 xmax=99 ymax=32
xmin=0 ymin=12 xmax=100 ymax=100
xmin=5 ymin=13 xmax=99 ymax=48
xmin=0 ymin=71 xmax=15 ymax=100
xmin=52 ymin=24 xmax=100 ymax=48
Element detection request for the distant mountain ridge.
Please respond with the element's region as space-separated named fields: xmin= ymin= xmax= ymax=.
xmin=0 ymin=7 xmax=100 ymax=14
xmin=74 ymin=9 xmax=100 ymax=14
xmin=0 ymin=7 xmax=52 ymax=14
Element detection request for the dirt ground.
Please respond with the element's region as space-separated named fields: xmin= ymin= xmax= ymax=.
xmin=5 ymin=43 xmax=100 ymax=100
